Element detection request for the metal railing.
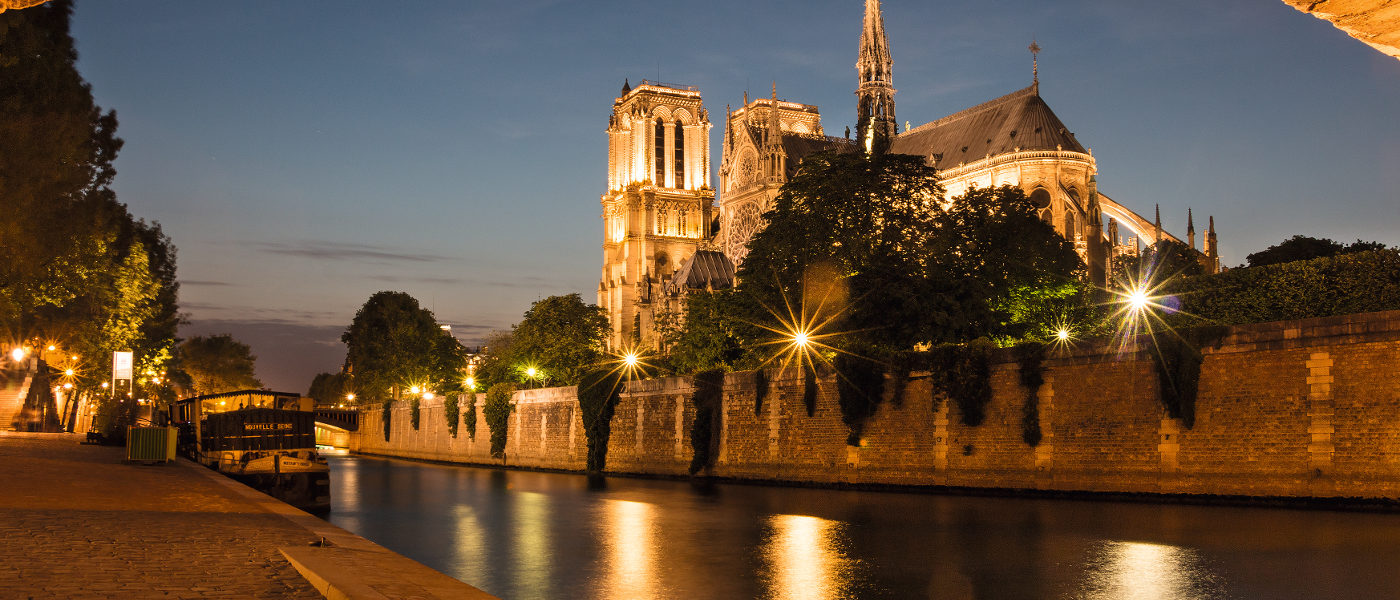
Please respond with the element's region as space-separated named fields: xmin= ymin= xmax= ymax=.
xmin=637 ymin=78 xmax=699 ymax=92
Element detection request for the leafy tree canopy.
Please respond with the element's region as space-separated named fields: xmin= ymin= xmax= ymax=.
xmin=1245 ymin=235 xmax=1388 ymax=268
xmin=732 ymin=152 xmax=1082 ymax=361
xmin=342 ymin=291 xmax=465 ymax=402
xmin=307 ymin=372 xmax=349 ymax=406
xmin=507 ymin=293 xmax=609 ymax=386
xmin=178 ymin=334 xmax=261 ymax=396
xmin=659 ymin=289 xmax=758 ymax=374
xmin=1 ymin=2 xmax=179 ymax=431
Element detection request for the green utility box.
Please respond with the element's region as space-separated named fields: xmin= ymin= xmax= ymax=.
xmin=126 ymin=426 xmax=177 ymax=463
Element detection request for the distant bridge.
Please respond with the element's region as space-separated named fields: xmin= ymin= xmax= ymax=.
xmin=314 ymin=408 xmax=359 ymax=449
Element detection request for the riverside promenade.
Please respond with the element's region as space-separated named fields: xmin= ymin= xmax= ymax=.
xmin=0 ymin=431 xmax=495 ymax=599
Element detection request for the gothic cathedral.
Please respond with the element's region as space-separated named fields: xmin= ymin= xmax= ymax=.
xmin=602 ymin=0 xmax=1221 ymax=350
xmin=598 ymin=80 xmax=716 ymax=350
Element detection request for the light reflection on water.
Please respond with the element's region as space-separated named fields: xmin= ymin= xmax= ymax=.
xmin=326 ymin=457 xmax=1400 ymax=600
xmin=600 ymin=499 xmax=659 ymax=599
xmin=760 ymin=514 xmax=859 ymax=600
xmin=1077 ymin=541 xmax=1227 ymax=600
xmin=512 ymin=492 xmax=550 ymax=597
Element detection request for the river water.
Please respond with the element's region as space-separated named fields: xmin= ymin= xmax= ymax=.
xmin=326 ymin=455 xmax=1400 ymax=599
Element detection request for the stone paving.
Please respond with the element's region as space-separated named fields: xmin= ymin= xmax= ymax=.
xmin=0 ymin=432 xmax=321 ymax=599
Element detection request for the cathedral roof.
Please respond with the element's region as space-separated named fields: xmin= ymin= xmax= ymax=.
xmin=891 ymin=86 xmax=1087 ymax=165
xmin=780 ymin=133 xmax=856 ymax=163
xmin=664 ymin=250 xmax=735 ymax=295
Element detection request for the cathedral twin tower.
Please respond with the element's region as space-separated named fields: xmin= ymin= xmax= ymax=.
xmin=599 ymin=0 xmax=1218 ymax=350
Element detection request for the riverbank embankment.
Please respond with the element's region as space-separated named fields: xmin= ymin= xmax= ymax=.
xmin=355 ymin=310 xmax=1400 ymax=504
xmin=0 ymin=431 xmax=494 ymax=599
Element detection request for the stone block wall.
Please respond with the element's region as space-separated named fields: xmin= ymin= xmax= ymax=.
xmin=353 ymin=310 xmax=1400 ymax=500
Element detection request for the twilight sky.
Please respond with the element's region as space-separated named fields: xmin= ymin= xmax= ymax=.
xmin=68 ymin=0 xmax=1400 ymax=393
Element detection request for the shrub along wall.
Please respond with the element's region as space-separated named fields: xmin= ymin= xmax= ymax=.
xmin=355 ymin=310 xmax=1400 ymax=501
xmin=1170 ymin=248 xmax=1400 ymax=325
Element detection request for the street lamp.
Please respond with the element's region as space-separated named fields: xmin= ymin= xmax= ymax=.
xmin=10 ymin=348 xmax=25 ymax=362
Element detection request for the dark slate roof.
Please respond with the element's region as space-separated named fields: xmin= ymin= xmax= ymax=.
xmin=780 ymin=134 xmax=857 ymax=164
xmin=665 ymin=250 xmax=735 ymax=294
xmin=890 ymin=86 xmax=1087 ymax=165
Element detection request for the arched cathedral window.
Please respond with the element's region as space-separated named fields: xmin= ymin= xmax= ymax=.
xmin=1064 ymin=210 xmax=1077 ymax=238
xmin=654 ymin=119 xmax=665 ymax=184
xmin=678 ymin=209 xmax=688 ymax=236
xmin=674 ymin=123 xmax=685 ymax=189
xmin=657 ymin=208 xmax=668 ymax=235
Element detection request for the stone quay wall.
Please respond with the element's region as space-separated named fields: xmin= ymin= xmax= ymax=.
xmin=353 ymin=310 xmax=1400 ymax=500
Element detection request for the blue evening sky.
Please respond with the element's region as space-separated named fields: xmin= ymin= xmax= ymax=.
xmin=69 ymin=1 xmax=1400 ymax=392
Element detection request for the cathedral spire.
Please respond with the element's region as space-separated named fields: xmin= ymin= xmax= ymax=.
xmin=1153 ymin=204 xmax=1162 ymax=245
xmin=856 ymin=0 xmax=896 ymax=155
xmin=769 ymin=81 xmax=781 ymax=144
xmin=1207 ymin=215 xmax=1220 ymax=272
xmin=1187 ymin=208 xmax=1196 ymax=250
xmin=1029 ymin=39 xmax=1041 ymax=94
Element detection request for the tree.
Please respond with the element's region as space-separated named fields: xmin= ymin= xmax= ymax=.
xmin=307 ymin=372 xmax=348 ymax=406
xmin=659 ymin=289 xmax=761 ymax=374
xmin=1245 ymin=235 xmax=1388 ymax=268
xmin=341 ymin=291 xmax=464 ymax=403
xmin=178 ymin=334 xmax=261 ymax=396
xmin=1 ymin=2 xmax=179 ymax=434
xmin=507 ymin=293 xmax=609 ymax=386
xmin=473 ymin=329 xmax=516 ymax=389
xmin=938 ymin=185 xmax=1084 ymax=343
xmin=739 ymin=151 xmax=947 ymax=354
xmin=736 ymin=152 xmax=1082 ymax=355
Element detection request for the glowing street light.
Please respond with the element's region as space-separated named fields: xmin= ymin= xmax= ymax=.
xmin=1127 ymin=287 xmax=1150 ymax=313
xmin=623 ymin=352 xmax=639 ymax=368
xmin=1056 ymin=328 xmax=1070 ymax=342
xmin=64 ymin=369 xmax=74 ymax=377
xmin=409 ymin=385 xmax=421 ymax=395
xmin=346 ymin=393 xmax=356 ymax=402
xmin=525 ymin=366 xmax=538 ymax=379
xmin=101 ymin=382 xmax=109 ymax=389
xmin=422 ymin=391 xmax=435 ymax=400
xmin=10 ymin=348 xmax=25 ymax=362
xmin=463 ymin=377 xmax=476 ymax=390
xmin=46 ymin=345 xmax=56 ymax=352
xmin=791 ymin=330 xmax=811 ymax=349
xmin=62 ymin=382 xmax=73 ymax=390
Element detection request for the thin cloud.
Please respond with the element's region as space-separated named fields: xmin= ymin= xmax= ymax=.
xmin=256 ymin=241 xmax=454 ymax=264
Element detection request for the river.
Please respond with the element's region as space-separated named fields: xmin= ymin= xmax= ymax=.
xmin=326 ymin=455 xmax=1400 ymax=599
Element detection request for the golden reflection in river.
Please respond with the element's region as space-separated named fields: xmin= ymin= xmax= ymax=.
xmin=601 ymin=499 xmax=659 ymax=600
xmin=1078 ymin=541 xmax=1225 ymax=600
xmin=513 ymin=491 xmax=551 ymax=597
xmin=760 ymin=514 xmax=859 ymax=600
xmin=450 ymin=504 xmax=487 ymax=586
xmin=338 ymin=462 xmax=359 ymax=512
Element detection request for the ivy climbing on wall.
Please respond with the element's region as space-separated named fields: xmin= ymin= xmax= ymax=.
xmin=484 ymin=383 xmax=514 ymax=458
xmin=929 ymin=341 xmax=994 ymax=426
xmin=380 ymin=399 xmax=393 ymax=441
xmin=1149 ymin=326 xmax=1228 ymax=429
xmin=577 ymin=369 xmax=624 ymax=472
xmin=688 ymin=369 xmax=725 ymax=475
xmin=835 ymin=352 xmax=886 ymax=446
xmin=444 ymin=395 xmax=459 ymax=438
xmin=1014 ymin=342 xmax=1046 ymax=446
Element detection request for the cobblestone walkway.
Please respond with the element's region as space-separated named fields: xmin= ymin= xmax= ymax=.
xmin=0 ymin=432 xmax=321 ymax=599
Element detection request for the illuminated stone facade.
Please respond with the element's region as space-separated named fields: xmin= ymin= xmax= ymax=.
xmin=717 ymin=0 xmax=1221 ymax=281
xmin=598 ymin=80 xmax=715 ymax=350
xmin=607 ymin=0 xmax=1223 ymax=347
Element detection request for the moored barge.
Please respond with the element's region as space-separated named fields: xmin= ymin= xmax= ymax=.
xmin=173 ymin=390 xmax=330 ymax=513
